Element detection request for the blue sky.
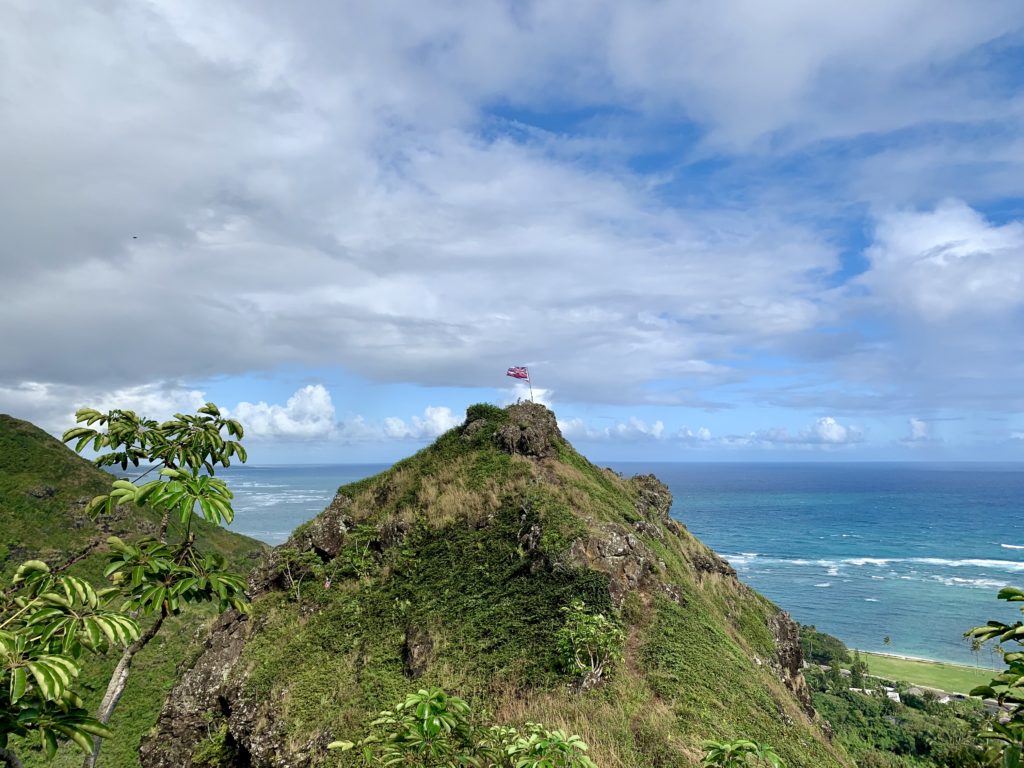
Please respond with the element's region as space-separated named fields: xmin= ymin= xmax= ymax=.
xmin=3 ymin=1 xmax=1024 ymax=462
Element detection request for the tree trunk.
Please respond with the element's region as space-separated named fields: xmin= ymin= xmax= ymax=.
xmin=0 ymin=747 xmax=23 ymax=768
xmin=82 ymin=612 xmax=166 ymax=768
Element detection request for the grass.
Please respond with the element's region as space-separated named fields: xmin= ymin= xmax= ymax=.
xmin=858 ymin=651 xmax=996 ymax=694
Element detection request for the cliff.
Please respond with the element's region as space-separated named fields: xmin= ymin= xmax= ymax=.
xmin=141 ymin=402 xmax=851 ymax=767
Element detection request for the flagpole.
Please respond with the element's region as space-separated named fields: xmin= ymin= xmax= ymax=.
xmin=528 ymin=372 xmax=534 ymax=403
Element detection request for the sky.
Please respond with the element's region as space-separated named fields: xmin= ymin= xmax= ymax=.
xmin=3 ymin=1 xmax=1024 ymax=462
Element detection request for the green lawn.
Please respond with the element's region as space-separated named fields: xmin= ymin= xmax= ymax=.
xmin=857 ymin=651 xmax=996 ymax=694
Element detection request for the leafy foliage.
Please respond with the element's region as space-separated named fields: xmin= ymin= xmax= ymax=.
xmin=805 ymin=666 xmax=988 ymax=767
xmin=0 ymin=561 xmax=138 ymax=759
xmin=702 ymin=738 xmax=786 ymax=767
xmin=329 ymin=687 xmax=597 ymax=767
xmin=0 ymin=413 xmax=266 ymax=768
xmin=57 ymin=403 xmax=251 ymax=766
xmin=554 ymin=600 xmax=624 ymax=684
xmin=799 ymin=625 xmax=851 ymax=667
xmin=966 ymin=586 xmax=1024 ymax=766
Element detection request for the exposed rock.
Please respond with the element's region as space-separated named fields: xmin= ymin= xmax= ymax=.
xmin=633 ymin=519 xmax=664 ymax=541
xmin=25 ymin=485 xmax=56 ymax=499
xmin=402 ymin=625 xmax=434 ymax=678
xmin=461 ymin=418 xmax=489 ymax=441
xmin=631 ymin=474 xmax=673 ymax=523
xmin=768 ymin=610 xmax=815 ymax=717
xmin=690 ymin=551 xmax=738 ymax=578
xmin=567 ymin=524 xmax=678 ymax=608
xmin=139 ymin=611 xmax=253 ymax=768
xmin=287 ymin=491 xmax=354 ymax=558
xmin=495 ymin=402 xmax=562 ymax=457
xmin=249 ymin=493 xmax=352 ymax=593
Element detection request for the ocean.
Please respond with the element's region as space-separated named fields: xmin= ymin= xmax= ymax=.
xmin=217 ymin=461 xmax=1024 ymax=666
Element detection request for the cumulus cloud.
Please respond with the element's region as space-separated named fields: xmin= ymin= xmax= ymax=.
xmin=229 ymin=385 xmax=337 ymax=440
xmin=558 ymin=417 xmax=713 ymax=444
xmin=0 ymin=381 xmax=207 ymax=435
xmin=1 ymin=1 xmax=1023 ymax=435
xmin=730 ymin=417 xmax=864 ymax=448
xmin=862 ymin=200 xmax=1024 ymax=322
xmin=382 ymin=407 xmax=461 ymax=440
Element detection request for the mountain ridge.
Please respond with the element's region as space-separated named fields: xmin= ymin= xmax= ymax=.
xmin=141 ymin=401 xmax=852 ymax=767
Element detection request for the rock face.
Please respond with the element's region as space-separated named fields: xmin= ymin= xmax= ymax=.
xmin=494 ymin=401 xmax=562 ymax=457
xmin=140 ymin=403 xmax=843 ymax=768
xmin=768 ymin=610 xmax=816 ymax=717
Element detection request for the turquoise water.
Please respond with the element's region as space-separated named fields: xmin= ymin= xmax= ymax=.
xmin=218 ymin=461 xmax=1023 ymax=665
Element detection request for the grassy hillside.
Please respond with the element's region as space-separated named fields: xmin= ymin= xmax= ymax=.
xmin=0 ymin=413 xmax=268 ymax=768
xmin=143 ymin=403 xmax=853 ymax=768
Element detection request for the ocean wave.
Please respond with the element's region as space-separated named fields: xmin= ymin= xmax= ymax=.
xmin=910 ymin=557 xmax=1024 ymax=572
xmin=930 ymin=575 xmax=1009 ymax=589
xmin=1001 ymin=544 xmax=1024 ymax=550
xmin=864 ymin=598 xmax=879 ymax=602
xmin=846 ymin=557 xmax=890 ymax=566
xmin=814 ymin=582 xmax=831 ymax=588
xmin=723 ymin=554 xmax=1024 ymax=573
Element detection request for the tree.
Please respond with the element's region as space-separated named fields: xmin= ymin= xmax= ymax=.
xmin=965 ymin=586 xmax=1024 ymax=767
xmin=329 ymin=687 xmax=597 ymax=767
xmin=0 ymin=561 xmax=139 ymax=767
xmin=850 ymin=650 xmax=868 ymax=690
xmin=825 ymin=662 xmax=844 ymax=692
xmin=702 ymin=738 xmax=786 ymax=767
xmin=555 ymin=599 xmax=625 ymax=686
xmin=62 ymin=404 xmax=250 ymax=768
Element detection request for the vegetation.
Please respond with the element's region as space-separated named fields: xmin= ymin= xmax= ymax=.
xmin=0 ymin=410 xmax=265 ymax=767
xmin=702 ymin=738 xmax=785 ymax=767
xmin=0 ymin=561 xmax=138 ymax=767
xmin=857 ymin=653 xmax=994 ymax=695
xmin=554 ymin=600 xmax=624 ymax=686
xmin=799 ymin=625 xmax=851 ymax=667
xmin=805 ymin=667 xmax=989 ymax=767
xmin=966 ymin=586 xmax=1024 ymax=767
xmin=330 ymin=686 xmax=597 ymax=766
xmin=168 ymin=403 xmax=849 ymax=767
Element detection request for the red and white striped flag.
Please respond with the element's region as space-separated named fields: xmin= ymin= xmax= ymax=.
xmin=506 ymin=366 xmax=530 ymax=380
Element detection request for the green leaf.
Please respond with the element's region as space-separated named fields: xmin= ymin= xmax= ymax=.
xmin=10 ymin=667 xmax=27 ymax=703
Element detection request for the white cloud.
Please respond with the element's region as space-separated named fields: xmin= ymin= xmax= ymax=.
xmin=733 ymin=416 xmax=864 ymax=448
xmin=382 ymin=406 xmax=461 ymax=440
xmin=229 ymin=385 xmax=337 ymax=440
xmin=0 ymin=381 xmax=207 ymax=435
xmin=861 ymin=200 xmax=1024 ymax=322
xmin=909 ymin=418 xmax=930 ymax=441
xmin=1 ymin=1 xmax=1023 ymax=433
xmin=559 ymin=416 xmax=713 ymax=444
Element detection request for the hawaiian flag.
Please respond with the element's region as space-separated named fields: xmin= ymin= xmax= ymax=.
xmin=506 ymin=366 xmax=530 ymax=380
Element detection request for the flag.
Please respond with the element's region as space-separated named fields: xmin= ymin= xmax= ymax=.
xmin=506 ymin=366 xmax=530 ymax=380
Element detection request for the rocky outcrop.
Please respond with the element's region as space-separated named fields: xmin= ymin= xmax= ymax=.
xmin=768 ymin=610 xmax=815 ymax=716
xmin=139 ymin=611 xmax=253 ymax=768
xmin=631 ymin=474 xmax=672 ymax=523
xmin=495 ymin=401 xmax=562 ymax=457
xmin=567 ymin=524 xmax=683 ymax=608
xmin=690 ymin=550 xmax=738 ymax=578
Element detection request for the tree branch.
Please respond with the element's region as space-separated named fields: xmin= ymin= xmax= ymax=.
xmin=82 ymin=610 xmax=167 ymax=768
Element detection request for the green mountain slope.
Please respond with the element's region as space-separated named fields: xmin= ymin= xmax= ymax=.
xmin=0 ymin=413 xmax=268 ymax=768
xmin=141 ymin=403 xmax=853 ymax=768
